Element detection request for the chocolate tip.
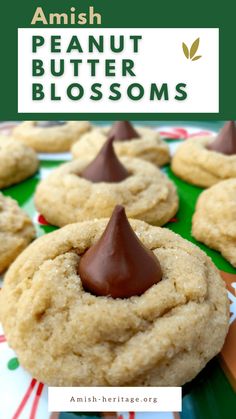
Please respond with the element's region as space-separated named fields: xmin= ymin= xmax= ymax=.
xmin=108 ymin=121 xmax=140 ymax=142
xmin=207 ymin=120 xmax=236 ymax=155
xmin=81 ymin=136 xmax=129 ymax=183
xmin=78 ymin=204 xmax=162 ymax=299
xmin=113 ymin=204 xmax=125 ymax=215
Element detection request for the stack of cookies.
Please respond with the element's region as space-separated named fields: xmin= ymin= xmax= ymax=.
xmin=0 ymin=120 xmax=230 ymax=388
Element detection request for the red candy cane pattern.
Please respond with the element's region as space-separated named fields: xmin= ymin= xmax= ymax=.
xmin=11 ymin=378 xmax=44 ymax=419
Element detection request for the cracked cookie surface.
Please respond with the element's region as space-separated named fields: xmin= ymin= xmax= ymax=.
xmin=0 ymin=219 xmax=229 ymax=386
xmin=71 ymin=126 xmax=170 ymax=166
xmin=0 ymin=193 xmax=36 ymax=273
xmin=34 ymin=157 xmax=178 ymax=226
xmin=192 ymin=178 xmax=236 ymax=267
xmin=171 ymin=137 xmax=236 ymax=187
xmin=0 ymin=136 xmax=39 ymax=189
xmin=13 ymin=121 xmax=91 ymax=152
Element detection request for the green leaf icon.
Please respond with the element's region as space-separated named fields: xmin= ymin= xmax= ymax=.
xmin=182 ymin=42 xmax=189 ymax=59
xmin=190 ymin=38 xmax=200 ymax=59
xmin=192 ymin=55 xmax=202 ymax=61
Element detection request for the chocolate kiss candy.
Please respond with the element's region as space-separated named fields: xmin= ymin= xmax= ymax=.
xmin=207 ymin=121 xmax=236 ymax=155
xmin=36 ymin=121 xmax=66 ymax=128
xmin=78 ymin=205 xmax=162 ymax=298
xmin=108 ymin=121 xmax=140 ymax=141
xmin=81 ymin=136 xmax=129 ymax=183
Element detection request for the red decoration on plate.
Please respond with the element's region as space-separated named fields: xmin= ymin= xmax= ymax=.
xmin=11 ymin=378 xmax=44 ymax=419
xmin=0 ymin=334 xmax=6 ymax=343
xmin=188 ymin=130 xmax=215 ymax=138
xmin=12 ymin=379 xmax=37 ymax=419
xmin=169 ymin=217 xmax=178 ymax=223
xmin=159 ymin=127 xmax=212 ymax=140
xmin=29 ymin=382 xmax=44 ymax=419
xmin=38 ymin=214 xmax=50 ymax=226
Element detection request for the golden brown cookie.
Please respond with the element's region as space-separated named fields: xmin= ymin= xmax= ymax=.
xmin=13 ymin=121 xmax=91 ymax=152
xmin=34 ymin=157 xmax=178 ymax=227
xmin=171 ymin=137 xmax=236 ymax=187
xmin=0 ymin=136 xmax=39 ymax=189
xmin=192 ymin=178 xmax=236 ymax=267
xmin=0 ymin=193 xmax=36 ymax=273
xmin=0 ymin=219 xmax=229 ymax=386
xmin=71 ymin=126 xmax=170 ymax=166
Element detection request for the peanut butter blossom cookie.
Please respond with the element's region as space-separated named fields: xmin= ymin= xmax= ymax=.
xmin=71 ymin=121 xmax=170 ymax=166
xmin=0 ymin=206 xmax=229 ymax=386
xmin=192 ymin=178 xmax=236 ymax=267
xmin=0 ymin=193 xmax=35 ymax=273
xmin=12 ymin=121 xmax=91 ymax=152
xmin=35 ymin=137 xmax=178 ymax=226
xmin=0 ymin=136 xmax=39 ymax=189
xmin=171 ymin=121 xmax=236 ymax=187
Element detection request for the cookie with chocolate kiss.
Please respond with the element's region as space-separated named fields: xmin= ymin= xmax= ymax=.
xmin=12 ymin=121 xmax=91 ymax=152
xmin=207 ymin=121 xmax=236 ymax=155
xmin=78 ymin=205 xmax=162 ymax=298
xmin=81 ymin=136 xmax=129 ymax=183
xmin=35 ymin=138 xmax=178 ymax=226
xmin=72 ymin=121 xmax=171 ymax=167
xmin=108 ymin=121 xmax=140 ymax=141
xmin=1 ymin=209 xmax=229 ymax=387
xmin=172 ymin=120 xmax=236 ymax=187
